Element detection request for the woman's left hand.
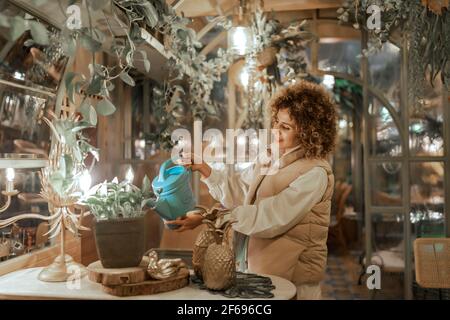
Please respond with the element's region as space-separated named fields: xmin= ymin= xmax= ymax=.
xmin=165 ymin=213 xmax=203 ymax=232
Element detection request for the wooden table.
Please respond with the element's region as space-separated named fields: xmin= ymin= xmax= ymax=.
xmin=0 ymin=267 xmax=297 ymax=300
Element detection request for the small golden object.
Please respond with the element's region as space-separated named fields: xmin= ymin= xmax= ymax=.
xmin=147 ymin=250 xmax=187 ymax=280
xmin=192 ymin=205 xmax=229 ymax=280
xmin=202 ymin=220 xmax=236 ymax=291
xmin=193 ymin=221 xmax=218 ymax=280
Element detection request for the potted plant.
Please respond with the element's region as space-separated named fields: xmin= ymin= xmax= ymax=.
xmin=83 ymin=175 xmax=155 ymax=268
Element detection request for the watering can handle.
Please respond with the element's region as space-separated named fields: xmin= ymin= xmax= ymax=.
xmin=158 ymin=159 xmax=174 ymax=182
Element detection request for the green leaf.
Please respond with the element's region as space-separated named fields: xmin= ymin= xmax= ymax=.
xmin=96 ymin=99 xmax=116 ymax=116
xmin=67 ymin=81 xmax=75 ymax=104
xmin=0 ymin=13 xmax=10 ymax=28
xmin=29 ymin=21 xmax=49 ymax=45
xmin=79 ymin=100 xmax=97 ymax=126
xmin=49 ymin=172 xmax=64 ymax=194
xmin=24 ymin=39 xmax=35 ymax=47
xmin=63 ymin=154 xmax=73 ymax=178
xmin=140 ymin=2 xmax=159 ymax=28
xmin=143 ymin=59 xmax=150 ymax=73
xmin=91 ymin=28 xmax=106 ymax=43
xmin=119 ymin=72 xmax=135 ymax=86
xmin=31 ymin=0 xmax=48 ymax=5
xmin=88 ymin=104 xmax=98 ymax=126
xmin=142 ymin=175 xmax=150 ymax=195
xmin=80 ymin=34 xmax=101 ymax=52
xmin=65 ymin=72 xmax=77 ymax=89
xmin=62 ymin=37 xmax=77 ymax=57
xmin=9 ymin=16 xmax=28 ymax=42
xmin=106 ymin=81 xmax=115 ymax=91
xmin=86 ymin=76 xmax=102 ymax=95
xmin=88 ymin=0 xmax=110 ymax=11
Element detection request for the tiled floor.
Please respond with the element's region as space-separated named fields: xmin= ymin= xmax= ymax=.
xmin=321 ymin=250 xmax=408 ymax=300
xmin=321 ymin=251 xmax=370 ymax=300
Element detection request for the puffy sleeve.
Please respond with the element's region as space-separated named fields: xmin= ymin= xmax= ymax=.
xmin=200 ymin=165 xmax=254 ymax=209
xmin=229 ymin=167 xmax=328 ymax=238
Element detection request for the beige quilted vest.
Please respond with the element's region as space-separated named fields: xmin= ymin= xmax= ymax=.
xmin=243 ymin=147 xmax=334 ymax=285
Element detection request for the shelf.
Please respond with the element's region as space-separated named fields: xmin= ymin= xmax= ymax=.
xmin=9 ymin=0 xmax=178 ymax=81
xmin=0 ymin=154 xmax=48 ymax=169
xmin=0 ymin=78 xmax=56 ymax=98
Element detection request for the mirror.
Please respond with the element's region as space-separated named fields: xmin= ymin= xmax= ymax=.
xmin=0 ymin=2 xmax=69 ymax=263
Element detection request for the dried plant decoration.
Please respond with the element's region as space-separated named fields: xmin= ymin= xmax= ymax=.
xmin=337 ymin=0 xmax=449 ymax=111
xmin=421 ymin=0 xmax=449 ymax=15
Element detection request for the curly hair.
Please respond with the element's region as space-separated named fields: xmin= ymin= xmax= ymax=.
xmin=270 ymin=81 xmax=337 ymax=159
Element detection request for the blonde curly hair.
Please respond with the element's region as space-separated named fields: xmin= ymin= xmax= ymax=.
xmin=270 ymin=81 xmax=337 ymax=159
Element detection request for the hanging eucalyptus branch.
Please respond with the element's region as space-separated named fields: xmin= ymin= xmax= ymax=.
xmin=158 ymin=10 xmax=234 ymax=121
xmin=337 ymin=0 xmax=449 ymax=109
xmin=240 ymin=6 xmax=317 ymax=129
xmin=144 ymin=84 xmax=185 ymax=150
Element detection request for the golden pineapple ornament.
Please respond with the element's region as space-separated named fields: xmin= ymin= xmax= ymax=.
xmin=202 ymin=221 xmax=236 ymax=291
xmin=193 ymin=221 xmax=218 ymax=280
xmin=192 ymin=205 xmax=227 ymax=280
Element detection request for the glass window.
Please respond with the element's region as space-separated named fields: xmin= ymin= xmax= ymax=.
xmin=368 ymin=42 xmax=401 ymax=113
xmin=368 ymin=97 xmax=402 ymax=157
xmin=410 ymin=162 xmax=445 ymax=238
xmin=370 ymin=162 xmax=402 ymax=207
xmin=318 ymin=40 xmax=361 ymax=77
xmin=409 ymin=75 xmax=445 ymax=157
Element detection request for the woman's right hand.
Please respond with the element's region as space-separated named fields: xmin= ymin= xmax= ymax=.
xmin=165 ymin=213 xmax=204 ymax=232
xmin=178 ymin=152 xmax=212 ymax=178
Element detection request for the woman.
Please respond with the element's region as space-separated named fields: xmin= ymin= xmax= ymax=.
xmin=167 ymin=81 xmax=337 ymax=300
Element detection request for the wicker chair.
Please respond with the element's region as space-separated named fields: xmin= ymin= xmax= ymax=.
xmin=414 ymin=238 xmax=450 ymax=291
xmin=328 ymin=182 xmax=352 ymax=254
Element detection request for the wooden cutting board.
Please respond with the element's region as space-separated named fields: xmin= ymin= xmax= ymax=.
xmin=87 ymin=257 xmax=150 ymax=286
xmin=87 ymin=257 xmax=190 ymax=297
xmin=102 ymin=268 xmax=190 ymax=297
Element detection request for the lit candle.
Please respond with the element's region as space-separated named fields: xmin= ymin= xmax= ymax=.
xmin=79 ymin=170 xmax=92 ymax=195
xmin=5 ymin=168 xmax=15 ymax=193
xmin=125 ymin=167 xmax=134 ymax=184
xmin=125 ymin=167 xmax=134 ymax=192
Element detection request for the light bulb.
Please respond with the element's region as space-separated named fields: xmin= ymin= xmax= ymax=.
xmin=79 ymin=170 xmax=92 ymax=194
xmin=237 ymin=135 xmax=246 ymax=146
xmin=228 ymin=27 xmax=253 ymax=55
xmin=239 ymin=68 xmax=249 ymax=88
xmin=125 ymin=167 xmax=134 ymax=183
xmin=6 ymin=168 xmax=15 ymax=182
xmin=322 ymin=75 xmax=335 ymax=89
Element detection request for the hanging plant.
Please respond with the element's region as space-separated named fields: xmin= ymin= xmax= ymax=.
xmin=333 ymin=78 xmax=363 ymax=116
xmin=144 ymin=85 xmax=185 ymax=150
xmin=421 ymin=0 xmax=449 ymax=15
xmin=337 ymin=0 xmax=449 ymax=110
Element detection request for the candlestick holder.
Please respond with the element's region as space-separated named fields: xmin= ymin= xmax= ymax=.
xmin=0 ymin=154 xmax=48 ymax=213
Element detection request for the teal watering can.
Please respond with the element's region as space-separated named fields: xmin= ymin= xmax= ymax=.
xmin=151 ymin=159 xmax=196 ymax=229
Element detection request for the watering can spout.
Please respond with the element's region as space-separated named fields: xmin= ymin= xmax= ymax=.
xmin=158 ymin=159 xmax=174 ymax=182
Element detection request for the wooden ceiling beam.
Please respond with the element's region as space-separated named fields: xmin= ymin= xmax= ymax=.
xmin=262 ymin=0 xmax=343 ymax=12
xmin=168 ymin=0 xmax=343 ymax=17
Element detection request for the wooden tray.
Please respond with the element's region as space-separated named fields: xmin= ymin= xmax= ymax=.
xmin=102 ymin=268 xmax=190 ymax=297
xmin=87 ymin=257 xmax=190 ymax=297
xmin=87 ymin=257 xmax=149 ymax=286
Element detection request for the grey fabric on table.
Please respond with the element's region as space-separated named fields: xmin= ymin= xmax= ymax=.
xmin=190 ymin=272 xmax=276 ymax=299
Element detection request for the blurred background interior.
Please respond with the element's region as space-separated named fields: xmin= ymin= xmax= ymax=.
xmin=0 ymin=0 xmax=448 ymax=300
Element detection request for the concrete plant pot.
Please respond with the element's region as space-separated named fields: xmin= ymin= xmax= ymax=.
xmin=93 ymin=216 xmax=145 ymax=268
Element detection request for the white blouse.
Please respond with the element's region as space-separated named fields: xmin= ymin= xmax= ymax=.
xmin=201 ymin=165 xmax=328 ymax=239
